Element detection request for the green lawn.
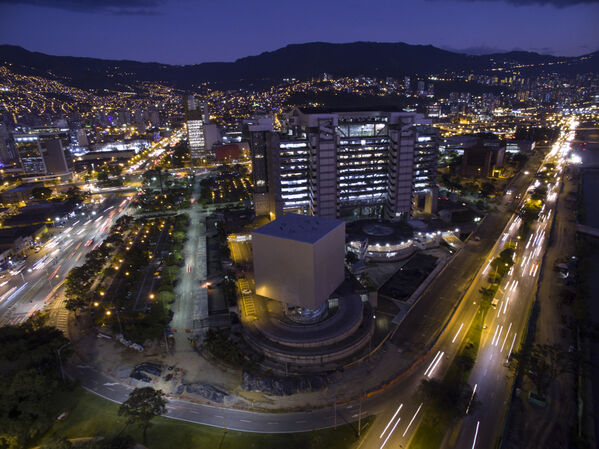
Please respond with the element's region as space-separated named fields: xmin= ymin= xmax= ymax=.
xmin=39 ymin=387 xmax=372 ymax=449
xmin=408 ymin=416 xmax=446 ymax=449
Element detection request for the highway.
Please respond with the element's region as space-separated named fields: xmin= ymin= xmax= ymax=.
xmin=0 ymin=130 xmax=184 ymax=327
xmin=0 ymin=194 xmax=134 ymax=327
xmin=359 ymin=120 xmax=576 ymax=449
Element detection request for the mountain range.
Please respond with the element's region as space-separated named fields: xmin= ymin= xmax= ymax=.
xmin=0 ymin=42 xmax=597 ymax=91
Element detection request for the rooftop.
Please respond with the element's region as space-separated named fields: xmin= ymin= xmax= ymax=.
xmin=253 ymin=213 xmax=344 ymax=244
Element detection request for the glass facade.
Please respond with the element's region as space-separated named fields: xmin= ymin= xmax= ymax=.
xmin=279 ymin=141 xmax=309 ymax=210
xmin=15 ymin=137 xmax=45 ymax=175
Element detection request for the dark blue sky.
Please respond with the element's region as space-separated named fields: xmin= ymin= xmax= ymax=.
xmin=0 ymin=0 xmax=598 ymax=64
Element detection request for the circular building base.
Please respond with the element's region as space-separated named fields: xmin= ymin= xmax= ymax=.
xmin=242 ymin=293 xmax=374 ymax=367
xmin=285 ymin=302 xmax=328 ymax=324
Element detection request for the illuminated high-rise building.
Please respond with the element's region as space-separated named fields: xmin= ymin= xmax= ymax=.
xmin=246 ymin=108 xmax=436 ymax=221
xmin=14 ymin=128 xmax=72 ymax=176
xmin=185 ymin=95 xmax=208 ymax=161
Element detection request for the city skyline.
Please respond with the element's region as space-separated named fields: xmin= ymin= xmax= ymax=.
xmin=0 ymin=1 xmax=597 ymax=448
xmin=0 ymin=0 xmax=598 ymax=65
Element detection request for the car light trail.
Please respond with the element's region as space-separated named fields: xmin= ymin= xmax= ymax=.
xmin=379 ymin=403 xmax=403 ymax=438
xmin=507 ymin=333 xmax=518 ymax=362
xmin=471 ymin=421 xmax=480 ymax=449
xmin=424 ymin=351 xmax=443 ymax=377
xmin=502 ymin=295 xmax=509 ymax=315
xmin=402 ymin=403 xmax=423 ymax=437
xmin=491 ymin=325 xmax=499 ymax=345
xmin=501 ymin=323 xmax=512 ymax=352
xmin=452 ymin=323 xmax=464 ymax=343
xmin=0 ymin=286 xmax=17 ymax=303
xmin=466 ymin=384 xmax=477 ymax=414
xmin=494 ymin=325 xmax=503 ymax=346
xmin=426 ymin=351 xmax=444 ymax=378
xmin=379 ymin=415 xmax=401 ymax=449
xmin=528 ymin=263 xmax=537 ymax=276
xmin=2 ymin=283 xmax=27 ymax=304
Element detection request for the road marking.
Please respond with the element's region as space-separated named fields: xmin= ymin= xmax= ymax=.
xmin=214 ymin=415 xmax=224 ymax=419
xmin=402 ymin=403 xmax=423 ymax=437
xmin=239 ymin=419 xmax=252 ymax=423
xmin=267 ymin=422 xmax=278 ymax=425
xmin=471 ymin=421 xmax=480 ymax=449
xmin=295 ymin=420 xmax=307 ymax=424
xmin=452 ymin=323 xmax=464 ymax=343
xmin=379 ymin=403 xmax=403 ymax=439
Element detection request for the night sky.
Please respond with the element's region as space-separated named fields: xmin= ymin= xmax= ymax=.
xmin=0 ymin=0 xmax=598 ymax=65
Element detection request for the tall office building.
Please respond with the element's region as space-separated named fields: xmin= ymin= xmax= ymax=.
xmin=247 ymin=108 xmax=431 ymax=221
xmin=14 ymin=135 xmax=45 ymax=175
xmin=242 ymin=117 xmax=281 ymax=217
xmin=413 ymin=125 xmax=440 ymax=214
xmin=14 ymin=129 xmax=72 ymax=176
xmin=185 ymin=95 xmax=208 ymax=161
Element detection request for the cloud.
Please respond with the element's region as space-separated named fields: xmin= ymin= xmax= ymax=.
xmin=430 ymin=0 xmax=599 ymax=7
xmin=0 ymin=0 xmax=165 ymax=14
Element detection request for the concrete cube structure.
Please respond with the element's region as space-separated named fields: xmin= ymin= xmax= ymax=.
xmin=252 ymin=213 xmax=345 ymax=309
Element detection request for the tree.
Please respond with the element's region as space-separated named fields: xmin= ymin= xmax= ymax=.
xmin=97 ymin=171 xmax=109 ymax=182
xmin=345 ymin=251 xmax=359 ymax=265
xmin=108 ymin=164 xmax=123 ymax=177
xmin=32 ymin=186 xmax=52 ymax=200
xmin=0 ymin=323 xmax=70 ymax=448
xmin=512 ymin=343 xmax=572 ymax=399
xmin=480 ymin=182 xmax=495 ymax=198
xmin=478 ymin=286 xmax=495 ymax=308
xmin=118 ymin=387 xmax=166 ymax=444
xmin=418 ymin=377 xmax=474 ymax=419
xmin=65 ymin=186 xmax=86 ymax=203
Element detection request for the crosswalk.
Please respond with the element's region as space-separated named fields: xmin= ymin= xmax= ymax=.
xmin=52 ymin=297 xmax=69 ymax=334
xmin=237 ymin=278 xmax=256 ymax=319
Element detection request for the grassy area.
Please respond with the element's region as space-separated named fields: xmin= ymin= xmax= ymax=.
xmin=409 ymin=416 xmax=445 ymax=449
xmin=39 ymin=387 xmax=372 ymax=449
